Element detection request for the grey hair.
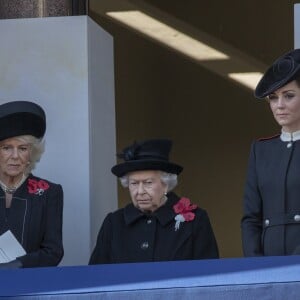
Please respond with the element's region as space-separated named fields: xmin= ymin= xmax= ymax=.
xmin=120 ymin=171 xmax=178 ymax=192
xmin=15 ymin=135 xmax=45 ymax=174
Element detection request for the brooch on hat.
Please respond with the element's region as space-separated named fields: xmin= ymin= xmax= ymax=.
xmin=117 ymin=141 xmax=140 ymax=161
xmin=173 ymin=197 xmax=197 ymax=231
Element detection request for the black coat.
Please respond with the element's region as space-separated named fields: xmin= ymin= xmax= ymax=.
xmin=89 ymin=192 xmax=219 ymax=264
xmin=242 ymin=136 xmax=300 ymax=256
xmin=0 ymin=174 xmax=64 ymax=267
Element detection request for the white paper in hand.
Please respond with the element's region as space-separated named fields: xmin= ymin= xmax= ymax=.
xmin=0 ymin=230 xmax=26 ymax=263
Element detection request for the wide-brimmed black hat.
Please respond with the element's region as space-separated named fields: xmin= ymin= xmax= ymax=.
xmin=0 ymin=101 xmax=46 ymax=141
xmin=111 ymin=139 xmax=183 ymax=177
xmin=255 ymin=49 xmax=300 ymax=99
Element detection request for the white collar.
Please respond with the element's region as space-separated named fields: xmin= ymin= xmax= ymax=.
xmin=280 ymin=129 xmax=300 ymax=142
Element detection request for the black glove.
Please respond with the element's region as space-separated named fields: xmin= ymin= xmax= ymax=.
xmin=0 ymin=259 xmax=23 ymax=269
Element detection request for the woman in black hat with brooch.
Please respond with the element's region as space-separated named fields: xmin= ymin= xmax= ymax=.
xmin=242 ymin=48 xmax=300 ymax=256
xmin=0 ymin=101 xmax=63 ymax=268
xmin=89 ymin=139 xmax=219 ymax=264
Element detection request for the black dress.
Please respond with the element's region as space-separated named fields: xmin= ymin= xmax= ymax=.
xmin=89 ymin=192 xmax=219 ymax=264
xmin=0 ymin=174 xmax=64 ymax=267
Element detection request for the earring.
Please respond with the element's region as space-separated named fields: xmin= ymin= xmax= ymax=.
xmin=163 ymin=192 xmax=168 ymax=202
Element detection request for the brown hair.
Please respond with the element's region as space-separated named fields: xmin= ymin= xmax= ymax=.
xmin=295 ymin=75 xmax=300 ymax=87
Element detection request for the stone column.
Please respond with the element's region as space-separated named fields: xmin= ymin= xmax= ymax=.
xmin=0 ymin=15 xmax=116 ymax=265
xmin=0 ymin=0 xmax=87 ymax=19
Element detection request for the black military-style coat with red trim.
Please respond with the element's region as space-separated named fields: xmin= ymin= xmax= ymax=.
xmin=0 ymin=173 xmax=64 ymax=267
xmin=89 ymin=192 xmax=219 ymax=264
xmin=242 ymin=136 xmax=300 ymax=256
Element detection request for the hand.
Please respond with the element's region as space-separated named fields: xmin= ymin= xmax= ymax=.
xmin=0 ymin=259 xmax=22 ymax=269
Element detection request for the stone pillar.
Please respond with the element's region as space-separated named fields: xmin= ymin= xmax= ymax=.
xmin=0 ymin=0 xmax=87 ymax=19
xmin=0 ymin=15 xmax=116 ymax=265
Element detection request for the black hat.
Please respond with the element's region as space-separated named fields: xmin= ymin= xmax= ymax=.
xmin=255 ymin=49 xmax=300 ymax=99
xmin=111 ymin=139 xmax=183 ymax=177
xmin=0 ymin=101 xmax=46 ymax=141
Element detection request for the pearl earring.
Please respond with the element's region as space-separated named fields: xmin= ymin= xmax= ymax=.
xmin=163 ymin=192 xmax=168 ymax=202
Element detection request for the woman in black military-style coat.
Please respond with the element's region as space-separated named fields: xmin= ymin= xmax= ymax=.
xmin=242 ymin=48 xmax=300 ymax=256
xmin=0 ymin=101 xmax=63 ymax=268
xmin=89 ymin=139 xmax=219 ymax=264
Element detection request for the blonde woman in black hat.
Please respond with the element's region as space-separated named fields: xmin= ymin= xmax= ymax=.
xmin=242 ymin=48 xmax=300 ymax=256
xmin=89 ymin=139 xmax=219 ymax=264
xmin=0 ymin=101 xmax=63 ymax=268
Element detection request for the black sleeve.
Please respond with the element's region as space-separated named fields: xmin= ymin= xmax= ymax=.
xmin=241 ymin=142 xmax=263 ymax=256
xmin=89 ymin=213 xmax=113 ymax=265
xmin=193 ymin=209 xmax=219 ymax=259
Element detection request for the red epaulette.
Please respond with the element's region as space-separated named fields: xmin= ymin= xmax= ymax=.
xmin=257 ymin=133 xmax=280 ymax=141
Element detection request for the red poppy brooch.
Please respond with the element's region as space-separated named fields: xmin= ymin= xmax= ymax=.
xmin=173 ymin=197 xmax=197 ymax=231
xmin=28 ymin=179 xmax=50 ymax=196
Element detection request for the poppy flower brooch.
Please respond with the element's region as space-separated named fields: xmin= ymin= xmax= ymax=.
xmin=28 ymin=179 xmax=50 ymax=196
xmin=173 ymin=197 xmax=197 ymax=231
